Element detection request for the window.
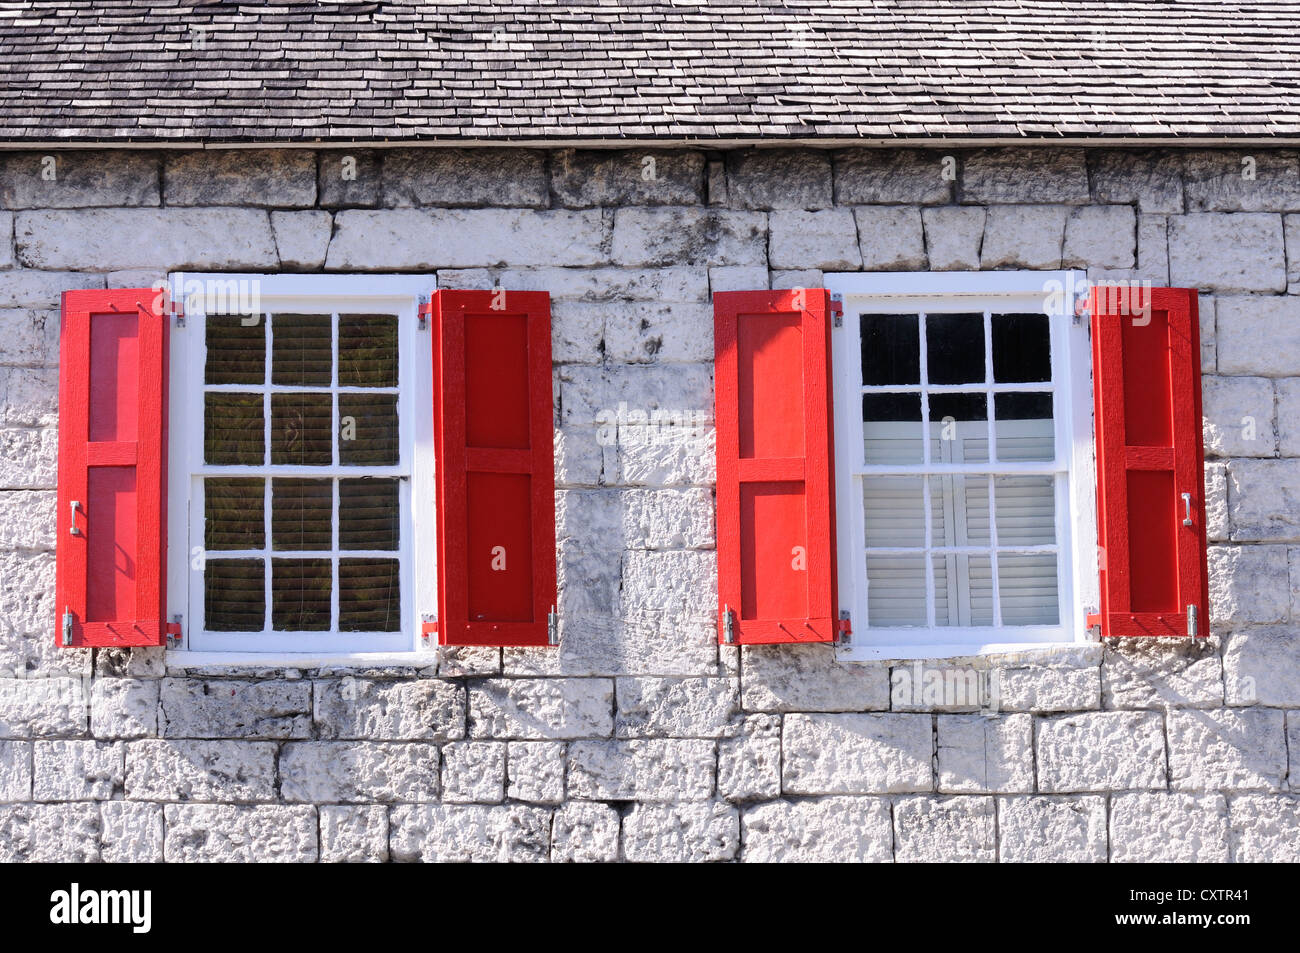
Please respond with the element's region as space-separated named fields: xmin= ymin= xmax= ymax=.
xmin=166 ymin=275 xmax=436 ymax=654
xmin=826 ymin=272 xmax=1097 ymax=659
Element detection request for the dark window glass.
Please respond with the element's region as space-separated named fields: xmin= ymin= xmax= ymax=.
xmin=272 ymin=313 xmax=332 ymax=386
xmin=205 ymin=315 xmax=265 ymax=385
xmin=271 ymin=393 xmax=332 ymax=466
xmin=339 ymin=558 xmax=401 ymax=632
xmin=205 ymin=478 xmax=264 ymax=550
xmin=992 ymin=312 xmax=1052 ymax=383
xmin=205 ymin=393 xmax=264 ymax=465
xmin=271 ymin=558 xmax=332 ymax=631
xmin=925 ymin=312 xmax=985 ymax=384
xmin=272 ymin=478 xmax=333 ymax=551
xmin=860 ymin=314 xmax=920 ymax=386
xmin=339 ymin=394 xmax=399 ymax=466
xmin=929 ymin=393 xmax=987 ymax=422
xmin=339 ymin=314 xmax=398 ymax=388
xmin=205 ymin=559 xmax=265 ymax=631
xmin=340 ymin=478 xmax=399 ymax=551
xmin=994 ymin=392 xmax=1053 ymax=420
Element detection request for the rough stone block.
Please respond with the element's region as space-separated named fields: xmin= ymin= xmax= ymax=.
xmin=318 ymin=149 xmax=381 ymax=207
xmin=979 ymin=205 xmax=1067 ymax=269
xmin=0 ymin=489 xmax=54 ymax=550
xmin=1036 ymin=711 xmax=1167 ymax=792
xmin=1229 ymin=794 xmax=1300 ymax=861
xmin=124 ymin=740 xmax=278 ymax=802
xmin=498 ymin=265 xmax=709 ymax=302
xmin=507 ymin=741 xmax=566 ymax=804
xmin=1168 ymin=214 xmax=1286 ymax=292
xmin=618 ymin=487 xmax=714 ymax=550
xmin=469 ymin=678 xmax=613 ymax=739
xmin=0 ymin=740 xmax=30 ymax=801
xmin=1 ymin=366 xmax=57 ymax=427
xmin=937 ymin=713 xmax=1034 ymax=794
xmin=33 ymin=740 xmax=123 ymax=800
xmin=741 ymin=644 xmax=890 ymax=712
xmin=389 ymin=804 xmax=550 ymax=862
xmin=164 ymin=804 xmax=318 ymax=862
xmin=1209 ymin=545 xmax=1289 ymax=626
xmin=615 ymin=676 xmax=737 ymax=738
xmin=1089 ymin=149 xmax=1185 ymax=213
xmin=551 ymin=802 xmax=619 ymax=862
xmin=717 ymin=714 xmax=781 ymax=802
xmin=782 ymin=713 xmax=932 ymax=795
xmin=0 ymin=676 xmax=88 ymax=738
xmin=1216 ymin=295 xmax=1300 ymax=376
xmin=612 ymin=207 xmax=765 ymax=267
xmin=1277 ymin=378 xmax=1300 ymax=455
xmin=963 ymin=149 xmax=1089 ymax=204
xmin=90 ymin=678 xmax=159 ymax=739
xmin=270 ymin=210 xmax=332 ymax=270
xmin=1202 ymin=376 xmax=1276 ymax=457
xmin=0 ymin=270 xmax=103 ymax=309
xmin=1101 ymin=638 xmax=1224 ymax=709
xmin=0 ymin=308 xmax=58 ymax=367
xmin=894 ymin=796 xmax=997 ymax=862
xmin=1184 ymin=150 xmax=1300 ymax=211
xmin=1062 ymin=205 xmax=1136 ymax=269
xmin=0 ymin=428 xmax=54 ymax=491
xmin=164 ymin=149 xmax=316 ymax=206
xmin=708 ymin=265 xmax=768 ymax=294
xmin=921 ymin=205 xmax=984 ymax=270
xmin=623 ymin=802 xmax=739 ymax=862
xmin=1168 ymin=708 xmax=1287 ymax=792
xmin=1224 ymin=628 xmax=1300 ymax=705
xmin=551 ymin=149 xmax=704 ymax=207
xmin=601 ymin=300 xmax=713 ymax=363
xmin=833 ymin=149 xmax=952 ymax=204
xmin=382 ymin=148 xmax=547 ymax=208
xmin=279 ymin=742 xmax=439 ymax=803
xmin=0 ymin=803 xmax=100 ymax=862
xmin=161 ymin=678 xmax=311 ymax=739
xmin=742 ymin=796 xmax=892 ymax=862
xmin=994 ymin=648 xmax=1103 ymax=712
xmin=997 ymin=795 xmax=1107 ymax=863
xmin=313 ymin=678 xmax=466 ymax=741
xmin=726 ymin=149 xmax=831 ymax=209
xmin=441 ymin=741 xmax=506 ymax=804
xmin=1227 ymin=459 xmax=1300 ymax=541
xmin=320 ymin=805 xmax=389 ymax=862
xmin=1110 ymin=793 xmax=1229 ymax=862
xmin=100 ymin=801 xmax=163 ymax=863
xmin=768 ymin=209 xmax=860 ymax=270
xmin=856 ymin=205 xmax=926 ymax=269
xmin=567 ymin=738 xmax=715 ymax=801
xmin=1206 ymin=462 xmax=1230 ymax=542
xmin=0 ymin=151 xmax=159 ymax=208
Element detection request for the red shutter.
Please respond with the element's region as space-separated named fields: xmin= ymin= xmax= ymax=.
xmin=1090 ymin=286 xmax=1208 ymax=637
xmin=55 ymin=289 xmax=170 ymax=647
xmin=714 ymin=289 xmax=838 ymax=645
xmin=432 ymin=290 xmax=556 ymax=647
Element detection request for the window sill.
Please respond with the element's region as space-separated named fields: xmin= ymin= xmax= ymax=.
xmin=165 ymin=648 xmax=440 ymax=672
xmin=838 ymin=640 xmax=1099 ymax=664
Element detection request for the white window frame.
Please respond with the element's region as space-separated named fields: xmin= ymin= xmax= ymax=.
xmin=165 ymin=274 xmax=438 ymax=664
xmin=825 ymin=271 xmax=1098 ymax=662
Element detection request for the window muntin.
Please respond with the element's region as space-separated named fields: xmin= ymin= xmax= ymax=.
xmin=170 ymin=277 xmax=435 ymax=656
xmin=830 ymin=273 xmax=1094 ymax=657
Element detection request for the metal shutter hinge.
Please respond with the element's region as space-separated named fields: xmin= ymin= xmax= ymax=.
xmin=1187 ymin=604 xmax=1198 ymax=637
xmin=835 ymin=610 xmax=852 ymax=646
xmin=166 ymin=616 xmax=183 ymax=648
xmin=722 ymin=605 xmax=736 ymax=644
xmin=418 ymin=302 xmax=432 ymax=331
xmin=547 ymin=606 xmax=559 ymax=646
xmin=830 ymin=292 xmax=844 ymax=328
xmin=61 ymin=607 xmax=73 ymax=647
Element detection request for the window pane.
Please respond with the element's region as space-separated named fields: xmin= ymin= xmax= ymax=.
xmin=866 ymin=554 xmax=926 ymax=626
xmin=992 ymin=312 xmax=1051 ymax=383
xmin=994 ymin=475 xmax=1056 ymax=546
xmin=272 ymin=313 xmax=332 ymax=386
xmin=998 ymin=553 xmax=1060 ymax=625
xmin=929 ymin=474 xmax=990 ymax=546
xmin=272 ymin=558 xmax=331 ymax=630
xmin=205 ymin=314 xmax=264 ymax=385
xmin=339 ymin=558 xmax=401 ymax=631
xmin=271 ymin=393 xmax=332 ymax=466
xmin=968 ymin=554 xmax=994 ymax=626
xmin=205 ymin=559 xmax=264 ymax=631
xmin=272 ymin=478 xmax=332 ymax=551
xmin=205 ymin=478 xmax=264 ymax=550
xmin=860 ymin=314 xmax=919 ymax=386
xmin=862 ymin=393 xmax=922 ymax=465
xmin=864 ymin=476 xmax=925 ymax=548
xmin=932 ymin=553 xmax=993 ymax=627
xmin=339 ymin=393 xmax=399 ymax=466
xmin=339 ymin=314 xmax=398 ymax=387
xmin=994 ymin=393 xmax=1054 ymax=461
xmin=929 ymin=393 xmax=988 ymax=464
xmin=340 ymin=478 xmax=399 ymax=550
xmin=205 ymin=393 xmax=264 ymax=465
xmin=925 ymin=312 xmax=984 ymax=384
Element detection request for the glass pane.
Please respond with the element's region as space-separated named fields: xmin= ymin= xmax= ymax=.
xmin=205 ymin=559 xmax=264 ymax=631
xmin=205 ymin=478 xmax=264 ymax=550
xmin=863 ymin=393 xmax=922 ymax=465
xmin=339 ymin=393 xmax=399 ymax=466
xmin=205 ymin=314 xmax=264 ymax=385
xmin=998 ymin=553 xmax=1060 ymax=625
xmin=339 ymin=558 xmax=401 ymax=631
xmin=866 ymin=554 xmax=926 ymax=626
xmin=205 ymin=393 xmax=264 ymax=465
xmin=929 ymin=474 xmax=990 ymax=546
xmin=860 ymin=314 xmax=919 ymax=386
xmin=994 ymin=393 xmax=1055 ymax=462
xmin=929 ymin=393 xmax=988 ymax=464
xmin=925 ymin=312 xmax=984 ymax=384
xmin=994 ymin=475 xmax=1057 ymax=546
xmin=271 ymin=393 xmax=332 ymax=466
xmin=272 ymin=478 xmax=333 ymax=551
xmin=339 ymin=314 xmax=398 ymax=387
xmin=272 ymin=313 xmax=332 ymax=386
xmin=931 ymin=553 xmax=993 ymax=627
xmin=863 ymin=476 xmax=925 ymax=548
xmin=272 ymin=558 xmax=331 ymax=631
xmin=992 ymin=312 xmax=1051 ymax=383
xmin=340 ymin=478 xmax=399 ymax=550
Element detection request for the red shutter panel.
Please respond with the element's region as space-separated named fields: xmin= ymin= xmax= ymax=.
xmin=432 ymin=290 xmax=556 ymax=647
xmin=1090 ymin=286 xmax=1208 ymax=637
xmin=55 ymin=289 xmax=169 ymax=647
xmin=714 ymin=289 xmax=838 ymax=645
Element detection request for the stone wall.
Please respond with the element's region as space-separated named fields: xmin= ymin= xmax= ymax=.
xmin=0 ymin=146 xmax=1297 ymax=861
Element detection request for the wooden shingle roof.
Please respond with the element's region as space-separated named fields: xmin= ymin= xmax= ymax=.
xmin=2 ymin=0 xmax=1299 ymax=144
